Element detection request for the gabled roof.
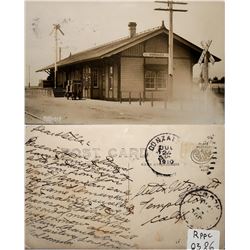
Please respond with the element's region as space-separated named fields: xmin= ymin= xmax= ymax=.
xmin=37 ymin=25 xmax=221 ymax=72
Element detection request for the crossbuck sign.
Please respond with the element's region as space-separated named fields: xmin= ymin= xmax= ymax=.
xmin=198 ymin=40 xmax=215 ymax=65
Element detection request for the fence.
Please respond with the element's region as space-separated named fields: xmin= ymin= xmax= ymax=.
xmin=25 ymin=87 xmax=53 ymax=97
xmin=119 ymin=90 xmax=168 ymax=108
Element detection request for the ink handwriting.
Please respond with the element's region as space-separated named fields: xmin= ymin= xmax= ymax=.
xmin=133 ymin=179 xmax=222 ymax=227
xmin=25 ymin=131 xmax=136 ymax=248
xmin=30 ymin=125 xmax=91 ymax=146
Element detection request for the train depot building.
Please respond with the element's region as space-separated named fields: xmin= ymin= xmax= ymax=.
xmin=37 ymin=22 xmax=220 ymax=101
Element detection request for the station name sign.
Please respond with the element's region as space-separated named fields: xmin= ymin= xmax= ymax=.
xmin=143 ymin=52 xmax=169 ymax=58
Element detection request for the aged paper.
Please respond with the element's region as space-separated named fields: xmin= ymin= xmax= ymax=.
xmin=25 ymin=1 xmax=224 ymax=125
xmin=25 ymin=125 xmax=224 ymax=249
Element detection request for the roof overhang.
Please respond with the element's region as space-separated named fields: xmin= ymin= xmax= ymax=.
xmin=36 ymin=26 xmax=221 ymax=72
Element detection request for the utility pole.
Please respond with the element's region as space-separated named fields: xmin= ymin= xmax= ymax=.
xmin=203 ymin=51 xmax=209 ymax=86
xmin=55 ymin=29 xmax=58 ymax=88
xmin=59 ymin=47 xmax=62 ymax=61
xmin=155 ymin=1 xmax=187 ymax=97
xmin=50 ymin=24 xmax=64 ymax=89
xmin=28 ymin=65 xmax=31 ymax=88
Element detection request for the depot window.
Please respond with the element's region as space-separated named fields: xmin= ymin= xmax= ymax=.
xmin=144 ymin=65 xmax=167 ymax=90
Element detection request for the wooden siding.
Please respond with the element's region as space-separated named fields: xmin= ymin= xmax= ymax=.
xmin=145 ymin=58 xmax=168 ymax=65
xmin=121 ymin=43 xmax=144 ymax=57
xmin=174 ymin=40 xmax=191 ymax=58
xmin=120 ymin=57 xmax=144 ymax=98
xmin=145 ymin=34 xmax=168 ymax=53
xmin=173 ymin=58 xmax=192 ymax=100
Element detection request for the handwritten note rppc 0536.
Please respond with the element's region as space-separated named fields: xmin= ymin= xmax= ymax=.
xmin=25 ymin=125 xmax=224 ymax=249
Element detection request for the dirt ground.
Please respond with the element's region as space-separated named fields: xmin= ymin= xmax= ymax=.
xmin=25 ymin=90 xmax=224 ymax=124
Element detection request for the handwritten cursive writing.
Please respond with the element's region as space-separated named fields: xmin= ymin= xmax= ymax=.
xmin=133 ymin=179 xmax=222 ymax=227
xmin=30 ymin=125 xmax=91 ymax=146
xmin=25 ymin=130 xmax=136 ymax=248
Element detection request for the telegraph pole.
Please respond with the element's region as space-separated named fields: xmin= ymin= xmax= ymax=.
xmin=28 ymin=65 xmax=31 ymax=88
xmin=169 ymin=1 xmax=173 ymax=77
xmin=54 ymin=29 xmax=58 ymax=89
xmin=59 ymin=47 xmax=62 ymax=61
xmin=155 ymin=1 xmax=187 ymax=97
xmin=203 ymin=51 xmax=209 ymax=86
xmin=50 ymin=24 xmax=64 ymax=89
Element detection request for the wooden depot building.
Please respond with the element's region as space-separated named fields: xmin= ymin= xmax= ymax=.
xmin=37 ymin=21 xmax=221 ymax=101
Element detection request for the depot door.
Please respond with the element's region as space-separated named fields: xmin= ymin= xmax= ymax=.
xmin=91 ymin=67 xmax=100 ymax=99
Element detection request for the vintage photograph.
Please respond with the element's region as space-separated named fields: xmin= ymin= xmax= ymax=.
xmin=25 ymin=0 xmax=224 ymax=124
xmin=25 ymin=124 xmax=225 ymax=249
xmin=24 ymin=1 xmax=225 ymax=249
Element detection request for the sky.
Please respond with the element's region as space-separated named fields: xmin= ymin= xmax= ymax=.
xmin=25 ymin=0 xmax=225 ymax=86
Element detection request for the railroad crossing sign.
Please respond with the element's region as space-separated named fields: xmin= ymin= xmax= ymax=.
xmin=198 ymin=40 xmax=216 ymax=89
xmin=198 ymin=40 xmax=215 ymax=65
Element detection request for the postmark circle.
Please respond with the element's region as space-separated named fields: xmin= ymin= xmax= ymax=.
xmin=145 ymin=133 xmax=180 ymax=176
xmin=179 ymin=189 xmax=222 ymax=230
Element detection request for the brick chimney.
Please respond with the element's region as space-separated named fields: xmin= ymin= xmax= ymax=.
xmin=128 ymin=22 xmax=137 ymax=38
